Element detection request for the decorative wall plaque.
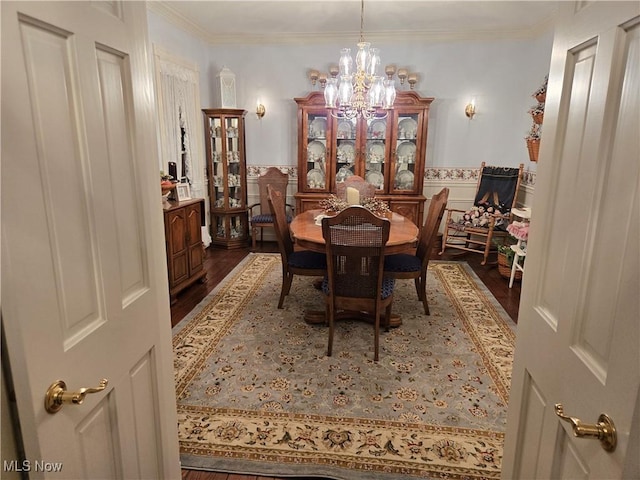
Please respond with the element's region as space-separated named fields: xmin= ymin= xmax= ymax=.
xmin=216 ymin=66 xmax=236 ymax=108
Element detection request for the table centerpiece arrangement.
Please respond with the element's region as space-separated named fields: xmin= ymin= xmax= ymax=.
xmin=319 ymin=194 xmax=391 ymax=218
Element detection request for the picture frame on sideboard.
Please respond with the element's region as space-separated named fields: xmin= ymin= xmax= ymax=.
xmin=176 ymin=183 xmax=191 ymax=201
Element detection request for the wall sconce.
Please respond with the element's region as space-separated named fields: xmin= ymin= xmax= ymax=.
xmin=465 ymin=99 xmax=476 ymax=119
xmin=256 ymin=102 xmax=266 ymax=119
xmin=308 ymin=69 xmax=319 ymax=87
xmin=385 ymin=64 xmax=396 ymax=79
xmin=309 ymin=64 xmax=419 ymax=92
xmin=392 ymin=66 xmax=418 ymax=89
xmin=397 ymin=68 xmax=408 ymax=85
xmin=407 ymin=73 xmax=418 ymax=90
xmin=318 ymin=73 xmax=327 ymax=89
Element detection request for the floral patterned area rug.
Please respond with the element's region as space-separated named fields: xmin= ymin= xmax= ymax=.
xmin=173 ymin=253 xmax=516 ymax=480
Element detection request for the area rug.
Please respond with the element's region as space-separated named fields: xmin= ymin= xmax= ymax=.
xmin=173 ymin=253 xmax=516 ymax=480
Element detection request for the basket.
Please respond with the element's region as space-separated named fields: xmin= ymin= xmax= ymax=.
xmin=526 ymin=138 xmax=540 ymax=162
xmin=532 ymin=112 xmax=544 ymax=124
xmin=498 ymin=252 xmax=522 ymax=280
xmin=535 ymin=92 xmax=546 ymax=103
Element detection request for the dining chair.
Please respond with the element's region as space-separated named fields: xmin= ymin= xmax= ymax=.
xmin=267 ymin=185 xmax=326 ymax=309
xmin=321 ymin=206 xmax=394 ymax=362
xmin=249 ymin=167 xmax=293 ymax=249
xmin=384 ymin=188 xmax=449 ymax=315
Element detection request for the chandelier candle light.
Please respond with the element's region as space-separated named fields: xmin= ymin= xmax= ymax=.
xmin=323 ymin=0 xmax=397 ymax=119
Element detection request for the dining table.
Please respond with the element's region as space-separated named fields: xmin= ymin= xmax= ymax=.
xmin=289 ymin=208 xmax=420 ymax=327
xmin=290 ymin=209 xmax=419 ymax=255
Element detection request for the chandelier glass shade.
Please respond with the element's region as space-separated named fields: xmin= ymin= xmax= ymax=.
xmin=323 ymin=1 xmax=396 ymax=119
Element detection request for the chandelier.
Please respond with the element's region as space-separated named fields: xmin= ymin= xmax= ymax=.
xmin=308 ymin=0 xmax=418 ymax=119
xmin=323 ymin=0 xmax=396 ymax=119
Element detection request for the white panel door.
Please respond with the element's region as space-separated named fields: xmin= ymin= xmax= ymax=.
xmin=503 ymin=2 xmax=639 ymax=479
xmin=1 ymin=1 xmax=180 ymax=478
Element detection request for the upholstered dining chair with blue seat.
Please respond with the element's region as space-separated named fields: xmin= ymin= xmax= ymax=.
xmin=249 ymin=167 xmax=293 ymax=249
xmin=267 ymin=185 xmax=326 ymax=309
xmin=321 ymin=205 xmax=394 ymax=362
xmin=384 ymin=188 xmax=449 ymax=315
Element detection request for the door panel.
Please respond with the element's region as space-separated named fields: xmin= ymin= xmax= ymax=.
xmin=1 ymin=1 xmax=180 ymax=477
xmin=96 ymin=47 xmax=149 ymax=305
xmin=76 ymin=400 xmax=119 ymax=479
xmin=550 ymin=435 xmax=589 ymax=480
xmin=187 ymin=204 xmax=204 ymax=273
xmin=538 ymin=42 xmax=597 ymax=332
xmin=503 ymin=3 xmax=640 ymax=479
xmin=20 ymin=17 xmax=104 ymax=345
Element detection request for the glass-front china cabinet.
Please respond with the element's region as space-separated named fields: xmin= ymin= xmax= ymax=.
xmin=203 ymin=108 xmax=249 ymax=248
xmin=294 ymin=91 xmax=434 ymax=226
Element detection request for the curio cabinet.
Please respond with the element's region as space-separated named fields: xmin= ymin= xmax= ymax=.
xmin=203 ymin=108 xmax=249 ymax=248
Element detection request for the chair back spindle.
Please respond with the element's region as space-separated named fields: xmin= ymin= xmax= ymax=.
xmin=322 ymin=206 xmax=393 ymax=361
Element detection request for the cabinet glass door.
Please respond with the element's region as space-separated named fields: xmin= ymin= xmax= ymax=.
xmin=364 ymin=116 xmax=389 ymax=191
xmin=335 ymin=117 xmax=357 ymax=186
xmin=305 ymin=111 xmax=328 ymax=190
xmin=393 ymin=113 xmax=419 ymax=192
xmin=209 ymin=116 xmax=225 ymax=209
xmin=225 ymin=116 xmax=244 ymax=209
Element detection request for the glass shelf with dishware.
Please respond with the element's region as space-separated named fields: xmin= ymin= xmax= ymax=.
xmin=308 ymin=114 xmax=328 ymax=140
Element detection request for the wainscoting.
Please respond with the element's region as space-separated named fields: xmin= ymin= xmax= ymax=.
xmin=228 ymin=166 xmax=536 ymax=245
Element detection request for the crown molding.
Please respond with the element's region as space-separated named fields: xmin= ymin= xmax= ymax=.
xmin=147 ymin=2 xmax=555 ymax=46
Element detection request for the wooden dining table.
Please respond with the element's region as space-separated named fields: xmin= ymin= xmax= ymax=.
xmin=289 ymin=208 xmax=420 ymax=327
xmin=290 ymin=209 xmax=419 ymax=255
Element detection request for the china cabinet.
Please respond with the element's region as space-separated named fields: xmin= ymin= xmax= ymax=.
xmin=203 ymin=108 xmax=249 ymax=248
xmin=163 ymin=198 xmax=206 ymax=304
xmin=294 ymin=91 xmax=434 ymax=225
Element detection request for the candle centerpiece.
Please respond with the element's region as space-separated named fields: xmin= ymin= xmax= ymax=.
xmin=346 ymin=186 xmax=360 ymax=205
xmin=319 ymin=194 xmax=390 ymax=217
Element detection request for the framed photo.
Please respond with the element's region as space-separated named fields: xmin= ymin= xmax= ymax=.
xmin=176 ymin=183 xmax=191 ymax=201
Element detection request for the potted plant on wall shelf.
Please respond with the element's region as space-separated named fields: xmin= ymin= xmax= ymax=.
xmin=528 ymin=104 xmax=544 ymax=125
xmin=533 ymin=75 xmax=548 ymax=103
xmin=525 ymin=75 xmax=547 ymax=162
xmin=525 ymin=124 xmax=541 ymax=163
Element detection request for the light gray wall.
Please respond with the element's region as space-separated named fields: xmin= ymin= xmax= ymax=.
xmin=147 ymin=9 xmax=553 ymax=176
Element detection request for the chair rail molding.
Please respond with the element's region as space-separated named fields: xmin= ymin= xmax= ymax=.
xmin=246 ymin=165 xmax=535 ymax=239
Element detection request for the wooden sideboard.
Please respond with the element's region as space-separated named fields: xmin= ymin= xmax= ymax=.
xmin=163 ymin=198 xmax=206 ymax=304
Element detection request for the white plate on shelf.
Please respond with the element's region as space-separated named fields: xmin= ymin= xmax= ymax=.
xmin=310 ymin=117 xmax=327 ymax=138
xmin=336 ymin=166 xmax=354 ymax=183
xmin=337 ymin=120 xmax=354 ymax=139
xmin=396 ymin=141 xmax=416 ymax=162
xmin=367 ymin=140 xmax=385 ymax=162
xmin=366 ymin=161 xmax=382 ymax=172
xmin=395 ymin=170 xmax=414 ymax=189
xmin=365 ymin=170 xmax=384 ymax=188
xmin=306 ymin=168 xmax=325 ymax=188
xmin=368 ymin=119 xmax=386 ymax=139
xmin=398 ymin=117 xmax=418 ymax=138
xmin=337 ymin=140 xmax=356 ymax=162
xmin=307 ymin=140 xmax=326 ymax=162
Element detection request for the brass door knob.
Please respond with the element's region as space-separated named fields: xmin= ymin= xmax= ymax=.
xmin=555 ymin=403 xmax=617 ymax=452
xmin=45 ymin=379 xmax=108 ymax=414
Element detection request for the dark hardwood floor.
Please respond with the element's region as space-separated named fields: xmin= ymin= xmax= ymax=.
xmin=174 ymin=241 xmax=521 ymax=480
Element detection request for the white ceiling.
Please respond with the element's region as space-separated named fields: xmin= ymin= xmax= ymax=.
xmin=148 ymin=1 xmax=561 ymax=44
